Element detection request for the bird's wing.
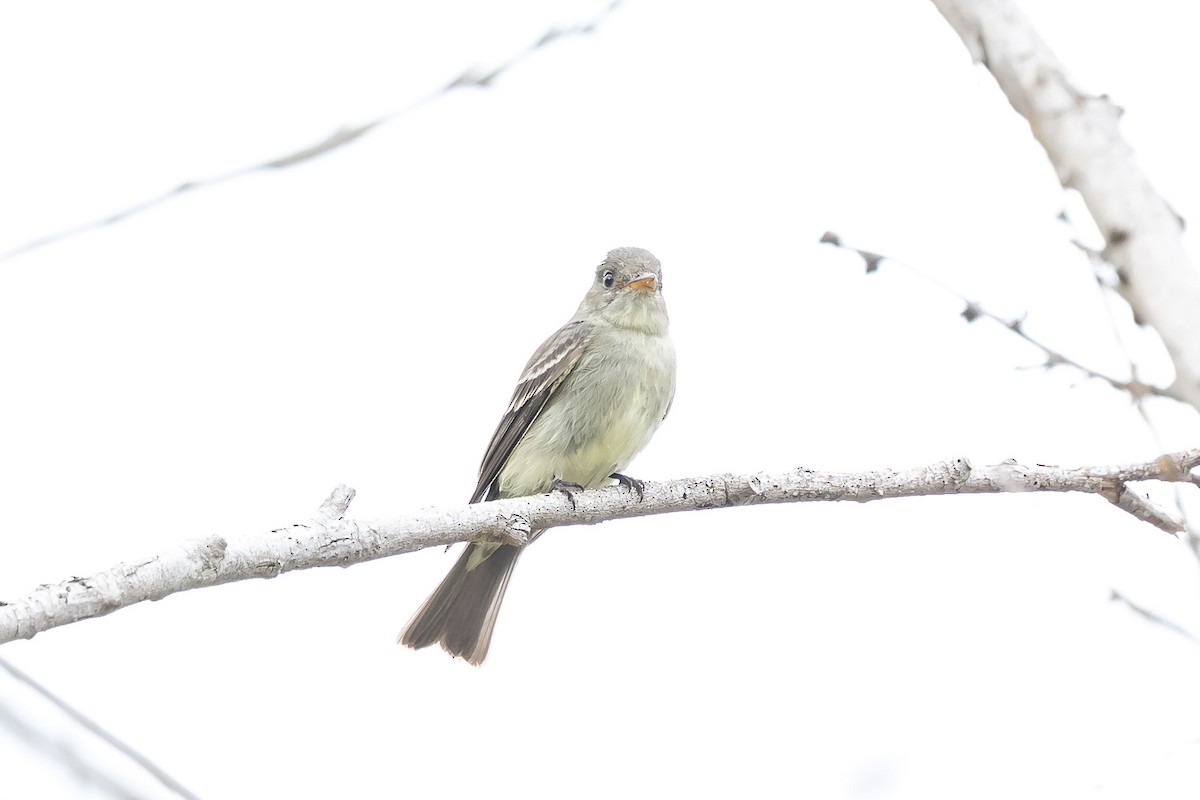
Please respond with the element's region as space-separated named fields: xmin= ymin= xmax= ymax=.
xmin=470 ymin=319 xmax=593 ymax=504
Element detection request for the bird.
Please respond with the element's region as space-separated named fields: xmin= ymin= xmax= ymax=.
xmin=399 ymin=246 xmax=677 ymax=664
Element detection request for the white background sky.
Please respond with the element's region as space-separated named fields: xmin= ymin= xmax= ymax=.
xmin=2 ymin=1 xmax=1199 ymax=798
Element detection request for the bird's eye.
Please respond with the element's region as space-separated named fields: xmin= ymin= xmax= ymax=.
xmin=602 ymin=270 xmax=615 ymax=288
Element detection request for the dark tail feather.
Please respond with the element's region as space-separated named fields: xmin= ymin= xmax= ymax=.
xmin=398 ymin=543 xmax=522 ymax=666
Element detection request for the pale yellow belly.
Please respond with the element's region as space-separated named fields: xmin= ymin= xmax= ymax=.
xmin=497 ymin=332 xmax=674 ymax=498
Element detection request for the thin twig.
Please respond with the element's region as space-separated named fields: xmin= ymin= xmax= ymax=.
xmin=0 ymin=1 xmax=623 ymax=264
xmin=819 ymin=231 xmax=1170 ymax=401
xmin=0 ymin=656 xmax=202 ymax=800
xmin=1109 ymin=589 xmax=1200 ymax=645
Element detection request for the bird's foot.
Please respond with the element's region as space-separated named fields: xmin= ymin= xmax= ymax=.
xmin=550 ymin=479 xmax=585 ymax=510
xmin=610 ymin=472 xmax=644 ymax=501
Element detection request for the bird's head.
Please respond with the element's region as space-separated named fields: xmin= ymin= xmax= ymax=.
xmin=579 ymin=246 xmax=669 ymax=334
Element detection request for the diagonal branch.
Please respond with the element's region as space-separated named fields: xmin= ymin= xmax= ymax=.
xmin=931 ymin=0 xmax=1200 ymax=412
xmin=819 ymin=231 xmax=1169 ymax=403
xmin=0 ymin=1 xmax=623 ymax=264
xmin=0 ymin=656 xmax=201 ymax=800
xmin=1109 ymin=589 xmax=1200 ymax=645
xmin=2 ymin=450 xmax=1198 ymax=646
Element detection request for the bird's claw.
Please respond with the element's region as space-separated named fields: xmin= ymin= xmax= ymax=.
xmin=551 ymin=479 xmax=585 ymax=510
xmin=610 ymin=472 xmax=645 ymax=501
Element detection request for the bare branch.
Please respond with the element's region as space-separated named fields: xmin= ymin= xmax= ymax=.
xmin=820 ymin=231 xmax=1169 ymax=401
xmin=0 ymin=1 xmax=624 ymax=264
xmin=1105 ymin=482 xmax=1184 ymax=535
xmin=1110 ymin=589 xmax=1200 ymax=645
xmin=931 ymin=0 xmax=1200 ymax=412
xmin=0 ymin=657 xmax=201 ymax=800
xmin=2 ymin=450 xmax=1198 ymax=646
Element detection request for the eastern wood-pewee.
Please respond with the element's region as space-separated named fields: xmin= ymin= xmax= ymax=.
xmin=399 ymin=247 xmax=676 ymax=664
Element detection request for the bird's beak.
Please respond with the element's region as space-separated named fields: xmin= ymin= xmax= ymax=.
xmin=626 ymin=272 xmax=658 ymax=293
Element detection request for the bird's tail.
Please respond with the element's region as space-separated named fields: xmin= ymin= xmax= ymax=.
xmin=398 ymin=542 xmax=522 ymax=666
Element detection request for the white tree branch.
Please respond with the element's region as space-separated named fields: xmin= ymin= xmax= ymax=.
xmin=2 ymin=450 xmax=1197 ymax=646
xmin=931 ymin=0 xmax=1200 ymax=412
